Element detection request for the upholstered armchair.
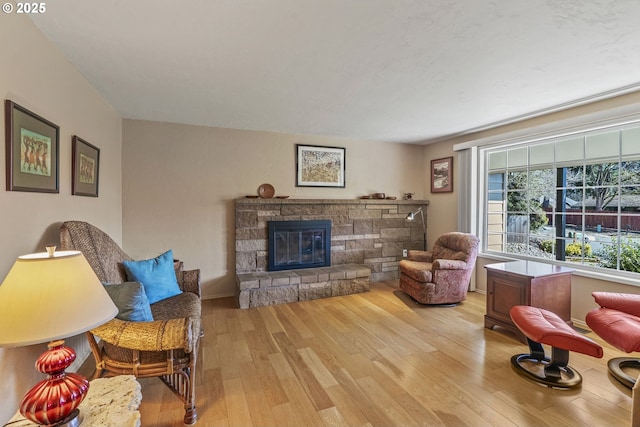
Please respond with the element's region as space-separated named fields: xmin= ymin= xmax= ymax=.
xmin=398 ymin=232 xmax=480 ymax=305
xmin=586 ymin=292 xmax=640 ymax=388
xmin=59 ymin=221 xmax=202 ymax=425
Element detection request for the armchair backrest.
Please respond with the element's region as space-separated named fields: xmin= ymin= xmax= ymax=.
xmin=60 ymin=221 xmax=132 ymax=284
xmin=432 ymin=232 xmax=480 ymax=269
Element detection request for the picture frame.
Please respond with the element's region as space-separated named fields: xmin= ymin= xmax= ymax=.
xmin=5 ymin=100 xmax=59 ymax=193
xmin=431 ymin=156 xmax=453 ymax=193
xmin=296 ymin=144 xmax=346 ymax=187
xmin=72 ymin=135 xmax=100 ymax=197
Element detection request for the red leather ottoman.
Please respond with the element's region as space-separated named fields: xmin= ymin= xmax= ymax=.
xmin=510 ymin=305 xmax=603 ymax=388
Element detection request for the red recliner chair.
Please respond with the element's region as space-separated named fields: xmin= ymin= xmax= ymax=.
xmin=586 ymin=292 xmax=640 ymax=389
xmin=398 ymin=232 xmax=479 ymax=305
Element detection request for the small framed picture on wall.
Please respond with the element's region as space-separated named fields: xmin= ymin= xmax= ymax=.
xmin=72 ymin=135 xmax=100 ymax=197
xmin=5 ymin=100 xmax=60 ymax=193
xmin=431 ymin=156 xmax=453 ymax=193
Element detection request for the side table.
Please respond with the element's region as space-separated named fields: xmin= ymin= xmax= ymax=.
xmin=7 ymin=375 xmax=142 ymax=427
xmin=484 ymin=260 xmax=573 ymax=342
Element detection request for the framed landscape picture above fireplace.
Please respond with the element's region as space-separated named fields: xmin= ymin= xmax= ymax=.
xmin=296 ymin=144 xmax=345 ymax=187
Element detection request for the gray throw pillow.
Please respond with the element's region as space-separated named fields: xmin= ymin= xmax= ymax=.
xmin=103 ymin=281 xmax=154 ymax=322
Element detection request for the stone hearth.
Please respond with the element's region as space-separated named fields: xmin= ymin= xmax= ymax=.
xmin=236 ymin=264 xmax=371 ymax=308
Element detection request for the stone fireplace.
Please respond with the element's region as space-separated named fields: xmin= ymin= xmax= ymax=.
xmin=235 ymin=198 xmax=428 ymax=308
xmin=268 ymin=219 xmax=332 ymax=271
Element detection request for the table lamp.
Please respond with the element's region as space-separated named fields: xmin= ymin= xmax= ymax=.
xmin=0 ymin=246 xmax=117 ymax=426
xmin=406 ymin=207 xmax=427 ymax=251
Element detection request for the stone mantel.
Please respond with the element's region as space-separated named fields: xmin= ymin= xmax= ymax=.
xmin=236 ymin=198 xmax=430 ymax=206
xmin=235 ymin=198 xmax=429 ymax=282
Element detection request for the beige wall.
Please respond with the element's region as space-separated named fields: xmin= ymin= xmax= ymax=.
xmin=122 ymin=120 xmax=426 ymax=299
xmin=0 ymin=16 xmax=122 ymax=423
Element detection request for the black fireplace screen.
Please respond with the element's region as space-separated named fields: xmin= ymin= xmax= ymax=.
xmin=267 ymin=220 xmax=331 ymax=271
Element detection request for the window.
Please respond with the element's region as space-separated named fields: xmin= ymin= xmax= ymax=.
xmin=483 ymin=124 xmax=640 ymax=275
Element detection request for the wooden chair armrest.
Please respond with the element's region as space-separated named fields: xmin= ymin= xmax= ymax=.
xmin=91 ymin=317 xmax=200 ymax=353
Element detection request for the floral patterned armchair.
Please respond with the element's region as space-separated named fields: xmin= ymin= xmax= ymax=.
xmin=398 ymin=232 xmax=480 ymax=305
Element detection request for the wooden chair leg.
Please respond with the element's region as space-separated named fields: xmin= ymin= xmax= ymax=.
xmin=85 ymin=331 xmax=105 ymax=379
xmin=633 ymin=371 xmax=640 ymax=427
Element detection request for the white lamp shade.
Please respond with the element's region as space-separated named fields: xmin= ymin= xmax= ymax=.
xmin=0 ymin=250 xmax=118 ymax=347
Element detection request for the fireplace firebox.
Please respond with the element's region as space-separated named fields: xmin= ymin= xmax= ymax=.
xmin=268 ymin=220 xmax=331 ymax=271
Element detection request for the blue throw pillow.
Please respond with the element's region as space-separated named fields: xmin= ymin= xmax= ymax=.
xmin=122 ymin=249 xmax=182 ymax=304
xmin=103 ymin=281 xmax=154 ymax=322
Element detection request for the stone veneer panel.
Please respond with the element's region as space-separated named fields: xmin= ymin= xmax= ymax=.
xmin=235 ymin=198 xmax=428 ymax=281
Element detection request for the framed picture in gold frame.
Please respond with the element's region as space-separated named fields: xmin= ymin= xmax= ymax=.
xmin=430 ymin=156 xmax=453 ymax=193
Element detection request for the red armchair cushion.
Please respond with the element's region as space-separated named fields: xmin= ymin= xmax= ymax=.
xmin=592 ymin=292 xmax=640 ymax=318
xmin=399 ymin=260 xmax=433 ymax=282
xmin=587 ymin=307 xmax=640 ymax=353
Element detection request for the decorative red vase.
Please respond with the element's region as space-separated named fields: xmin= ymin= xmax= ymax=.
xmin=19 ymin=340 xmax=90 ymax=425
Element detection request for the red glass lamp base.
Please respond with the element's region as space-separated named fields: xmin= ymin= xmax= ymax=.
xmin=19 ymin=340 xmax=89 ymax=426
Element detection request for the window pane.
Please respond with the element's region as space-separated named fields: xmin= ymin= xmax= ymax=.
xmin=487 ymin=199 xmax=505 ymax=253
xmin=586 ymin=130 xmax=619 ymax=159
xmin=530 ymin=142 xmax=554 ymax=166
xmin=621 ymin=213 xmax=640 ymax=233
xmin=621 ymin=161 xmax=640 ymax=185
xmin=486 ymin=237 xmax=504 ymax=252
xmin=507 ymin=171 xmax=527 ymax=213
xmin=588 ymin=186 xmax=618 ymax=211
xmin=585 ymin=162 xmax=619 ymax=187
xmin=565 ymin=187 xmax=584 ymax=208
xmin=621 ymin=187 xmax=640 ymax=218
xmin=556 ymin=137 xmax=584 ymax=162
xmin=488 ymin=173 xmax=504 ymax=201
xmin=508 ymin=147 xmax=528 ymax=168
xmin=564 ymin=213 xmax=584 ymax=235
xmin=596 ymin=240 xmax=619 ymax=270
xmin=488 ymin=151 xmax=506 ymax=170
xmin=597 ymin=236 xmax=640 ymax=273
xmin=586 ymin=213 xmax=617 ymax=233
xmin=622 ymin=126 xmax=640 ymax=156
xmin=566 ymin=165 xmax=584 ymax=187
xmin=529 ymin=168 xmax=555 ymax=205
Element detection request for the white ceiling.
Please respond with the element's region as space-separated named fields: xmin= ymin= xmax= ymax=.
xmin=30 ymin=0 xmax=640 ymax=144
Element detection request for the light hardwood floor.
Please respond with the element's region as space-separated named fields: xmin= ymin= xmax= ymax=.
xmin=110 ymin=281 xmax=635 ymax=426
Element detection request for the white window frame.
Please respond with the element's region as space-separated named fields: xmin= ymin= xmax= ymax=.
xmin=455 ymin=110 xmax=640 ymax=288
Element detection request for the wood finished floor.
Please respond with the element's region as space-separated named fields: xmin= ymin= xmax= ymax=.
xmin=122 ymin=281 xmax=634 ymax=426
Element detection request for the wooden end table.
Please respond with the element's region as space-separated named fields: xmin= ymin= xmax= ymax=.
xmin=484 ymin=260 xmax=573 ymax=343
